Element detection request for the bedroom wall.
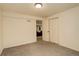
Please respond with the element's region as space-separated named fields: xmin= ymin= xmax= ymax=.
xmin=0 ymin=6 xmax=3 ymax=54
xmin=3 ymin=11 xmax=43 ymax=48
xmin=49 ymin=6 xmax=79 ymax=51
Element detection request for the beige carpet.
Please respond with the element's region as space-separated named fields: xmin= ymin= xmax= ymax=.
xmin=1 ymin=41 xmax=79 ymax=56
xmin=37 ymin=36 xmax=42 ymax=42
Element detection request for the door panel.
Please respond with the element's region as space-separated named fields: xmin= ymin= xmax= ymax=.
xmin=49 ymin=19 xmax=58 ymax=43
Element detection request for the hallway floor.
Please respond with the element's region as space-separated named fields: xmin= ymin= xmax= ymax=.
xmin=37 ymin=36 xmax=42 ymax=42
xmin=1 ymin=41 xmax=79 ymax=56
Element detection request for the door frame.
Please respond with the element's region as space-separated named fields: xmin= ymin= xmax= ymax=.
xmin=36 ymin=19 xmax=43 ymax=41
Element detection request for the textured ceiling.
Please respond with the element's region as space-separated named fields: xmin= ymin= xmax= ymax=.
xmin=1 ymin=3 xmax=79 ymax=17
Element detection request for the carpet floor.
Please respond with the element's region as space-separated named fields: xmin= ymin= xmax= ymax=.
xmin=1 ymin=41 xmax=79 ymax=56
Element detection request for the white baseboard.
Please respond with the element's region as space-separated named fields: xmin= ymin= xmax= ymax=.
xmin=0 ymin=48 xmax=3 ymax=55
xmin=59 ymin=43 xmax=79 ymax=52
xmin=50 ymin=41 xmax=79 ymax=52
xmin=4 ymin=40 xmax=37 ymax=49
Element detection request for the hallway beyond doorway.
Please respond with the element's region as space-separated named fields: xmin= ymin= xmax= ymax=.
xmin=36 ymin=20 xmax=42 ymax=41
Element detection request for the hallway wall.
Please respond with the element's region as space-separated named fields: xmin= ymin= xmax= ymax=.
xmin=3 ymin=11 xmax=43 ymax=48
xmin=0 ymin=6 xmax=3 ymax=54
xmin=49 ymin=6 xmax=79 ymax=51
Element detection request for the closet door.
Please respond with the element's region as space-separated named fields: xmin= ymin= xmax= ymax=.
xmin=49 ymin=19 xmax=59 ymax=43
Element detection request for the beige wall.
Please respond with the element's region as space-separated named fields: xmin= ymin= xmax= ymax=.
xmin=49 ymin=6 xmax=79 ymax=51
xmin=0 ymin=6 xmax=3 ymax=54
xmin=3 ymin=11 xmax=42 ymax=48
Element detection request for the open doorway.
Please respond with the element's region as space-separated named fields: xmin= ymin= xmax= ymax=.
xmin=36 ymin=20 xmax=42 ymax=42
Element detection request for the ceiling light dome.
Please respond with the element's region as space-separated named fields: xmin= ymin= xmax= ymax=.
xmin=34 ymin=3 xmax=43 ymax=8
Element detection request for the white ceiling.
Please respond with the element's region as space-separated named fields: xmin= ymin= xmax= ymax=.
xmin=1 ymin=3 xmax=79 ymax=17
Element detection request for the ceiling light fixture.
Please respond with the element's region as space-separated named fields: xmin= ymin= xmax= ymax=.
xmin=34 ymin=3 xmax=43 ymax=8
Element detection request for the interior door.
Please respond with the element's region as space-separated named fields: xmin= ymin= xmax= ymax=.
xmin=49 ymin=19 xmax=59 ymax=43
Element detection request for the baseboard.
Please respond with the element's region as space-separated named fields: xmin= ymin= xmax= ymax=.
xmin=4 ymin=40 xmax=37 ymax=49
xmin=50 ymin=41 xmax=79 ymax=52
xmin=0 ymin=48 xmax=3 ymax=55
xmin=58 ymin=43 xmax=79 ymax=52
